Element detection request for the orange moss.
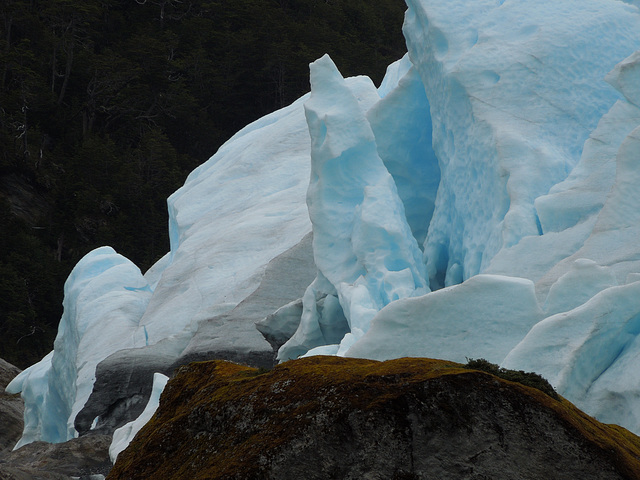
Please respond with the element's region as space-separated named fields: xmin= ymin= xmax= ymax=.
xmin=107 ymin=356 xmax=640 ymax=480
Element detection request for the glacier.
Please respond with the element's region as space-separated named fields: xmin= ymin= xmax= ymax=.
xmin=278 ymin=54 xmax=429 ymax=361
xmin=7 ymin=0 xmax=640 ymax=456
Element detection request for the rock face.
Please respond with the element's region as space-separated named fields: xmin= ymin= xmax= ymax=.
xmin=107 ymin=357 xmax=640 ymax=480
xmin=0 ymin=400 xmax=23 ymax=455
xmin=0 ymin=359 xmax=23 ymax=446
xmin=0 ymin=434 xmax=112 ymax=479
xmin=0 ymin=358 xmax=23 ymax=454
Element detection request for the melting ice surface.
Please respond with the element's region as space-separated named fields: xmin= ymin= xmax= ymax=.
xmin=8 ymin=0 xmax=640 ymax=454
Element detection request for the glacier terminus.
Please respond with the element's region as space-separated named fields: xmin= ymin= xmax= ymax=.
xmin=7 ymin=0 xmax=640 ymax=458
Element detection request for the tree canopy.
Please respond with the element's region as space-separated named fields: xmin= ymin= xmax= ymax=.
xmin=0 ymin=0 xmax=408 ymax=368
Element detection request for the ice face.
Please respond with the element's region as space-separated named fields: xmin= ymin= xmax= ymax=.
xmin=7 ymin=247 xmax=151 ymax=447
xmin=542 ymin=259 xmax=618 ymax=316
xmin=277 ymin=55 xmax=428 ymax=361
xmin=344 ymin=0 xmax=640 ymax=435
xmin=7 ymin=88 xmax=318 ymax=447
xmin=5 ymin=352 xmax=54 ymax=448
xmin=502 ymin=279 xmax=640 ymax=433
xmin=404 ymin=0 xmax=640 ymax=289
xmin=144 ymin=92 xmax=314 ymax=342
xmin=347 ymin=274 xmax=543 ymax=364
xmin=368 ymin=63 xmax=440 ymax=247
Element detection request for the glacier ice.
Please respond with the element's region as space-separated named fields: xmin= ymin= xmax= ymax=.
xmin=5 ymin=352 xmax=53 ymax=448
xmin=8 ymin=0 xmax=640 ymax=454
xmin=404 ymin=0 xmax=640 ymax=288
xmin=6 ymin=84 xmax=322 ymax=446
xmin=143 ymin=90 xmax=314 ymax=342
xmin=347 ymin=274 xmax=543 ymax=364
xmin=502 ymin=279 xmax=640 ymax=433
xmin=7 ymin=247 xmax=151 ymax=447
xmin=278 ymin=55 xmax=428 ymax=361
xmin=368 ymin=58 xmax=440 ymax=247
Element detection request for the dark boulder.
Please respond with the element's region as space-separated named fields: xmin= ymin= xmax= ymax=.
xmin=107 ymin=356 xmax=640 ymax=480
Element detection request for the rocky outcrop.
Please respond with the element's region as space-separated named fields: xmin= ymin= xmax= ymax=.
xmin=0 ymin=358 xmax=23 ymax=454
xmin=107 ymin=356 xmax=640 ymax=480
xmin=0 ymin=434 xmax=111 ymax=479
xmin=0 ymin=174 xmax=51 ymax=227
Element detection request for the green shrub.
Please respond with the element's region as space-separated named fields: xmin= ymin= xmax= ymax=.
xmin=465 ymin=358 xmax=559 ymax=400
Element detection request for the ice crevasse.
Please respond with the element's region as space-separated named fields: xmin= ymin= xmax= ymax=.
xmin=8 ymin=0 xmax=640 ymax=450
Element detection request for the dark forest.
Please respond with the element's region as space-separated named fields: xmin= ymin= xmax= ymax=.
xmin=0 ymin=0 xmax=407 ymax=367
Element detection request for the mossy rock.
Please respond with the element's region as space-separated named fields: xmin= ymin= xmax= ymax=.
xmin=108 ymin=356 xmax=640 ymax=480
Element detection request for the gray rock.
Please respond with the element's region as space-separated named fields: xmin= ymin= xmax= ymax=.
xmin=0 ymin=434 xmax=111 ymax=480
xmin=0 ymin=358 xmax=21 ymax=389
xmin=0 ymin=358 xmax=23 ymax=455
xmin=74 ymin=342 xmax=177 ymax=436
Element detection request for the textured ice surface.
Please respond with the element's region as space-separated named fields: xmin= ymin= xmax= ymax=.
xmin=542 ymin=259 xmax=618 ymax=316
xmin=143 ymin=92 xmax=314 ymax=342
xmin=404 ymin=0 xmax=640 ymax=289
xmin=347 ymin=274 xmax=542 ymax=364
xmin=368 ymin=63 xmax=440 ymax=247
xmin=277 ymin=55 xmax=428 ymax=361
xmin=5 ymin=352 xmax=53 ymax=448
xmin=347 ymin=0 xmax=640 ymax=434
xmin=503 ymin=280 xmax=640 ymax=433
xmin=377 ymin=54 xmax=413 ymax=99
xmin=109 ymin=372 xmax=168 ymax=463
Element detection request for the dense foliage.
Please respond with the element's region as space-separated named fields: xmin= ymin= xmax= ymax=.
xmin=0 ymin=0 xmax=408 ymax=368
xmin=465 ymin=358 xmax=559 ymax=400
